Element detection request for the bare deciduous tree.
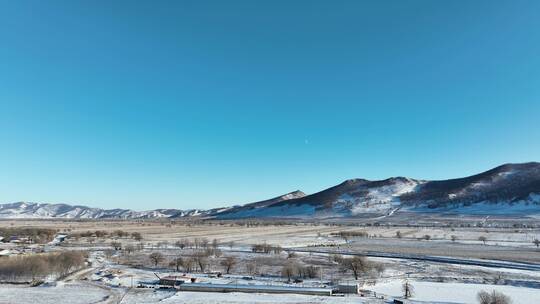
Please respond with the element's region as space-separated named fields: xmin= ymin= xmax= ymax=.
xmin=169 ymin=257 xmax=183 ymax=271
xmin=402 ymin=280 xmax=414 ymax=299
xmin=479 ymin=236 xmax=487 ymax=245
xmin=477 ymin=290 xmax=512 ymax=304
xmin=56 ymin=251 xmax=86 ymax=277
xmin=281 ymin=263 xmax=298 ymax=282
xmin=149 ymin=252 xmax=164 ymax=267
xmin=27 ymin=257 xmax=47 ymax=282
xmin=220 ymin=256 xmax=237 ymax=274
xmin=0 ymin=251 xmax=86 ymax=283
xmin=299 ymin=265 xmax=319 ymax=279
xmin=339 ymin=256 xmax=383 ymax=281
xmin=341 ymin=256 xmax=365 ymax=280
xmin=183 ymin=258 xmax=195 ymax=272
xmin=193 ymin=251 xmax=209 ymax=272
xmin=246 ymin=261 xmax=259 ymax=275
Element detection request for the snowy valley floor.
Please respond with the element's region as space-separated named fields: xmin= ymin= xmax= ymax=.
xmin=1 ymin=220 xmax=540 ymax=303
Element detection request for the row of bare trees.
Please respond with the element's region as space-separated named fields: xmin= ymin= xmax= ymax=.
xmin=281 ymin=263 xmax=320 ymax=281
xmin=0 ymin=251 xmax=86 ymax=283
xmin=76 ymin=230 xmax=143 ymax=241
xmin=147 ymin=250 xmax=236 ymax=274
xmin=251 ymin=243 xmax=282 ymax=254
xmin=332 ymin=231 xmax=369 ymax=242
xmin=173 ymin=238 xmax=228 ymax=250
xmin=398 ymin=231 xmax=540 ymax=248
xmin=0 ymin=227 xmax=57 ymax=244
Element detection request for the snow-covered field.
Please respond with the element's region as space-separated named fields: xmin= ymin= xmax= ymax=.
xmin=0 ymin=283 xmax=109 ymax=304
xmin=3 ymin=280 xmax=539 ymax=304
xmin=2 ymin=220 xmax=540 ymax=304
xmin=409 ymin=200 xmax=540 ymax=216
xmin=371 ymin=280 xmax=540 ymax=304
xmin=121 ymin=290 xmax=383 ymax=304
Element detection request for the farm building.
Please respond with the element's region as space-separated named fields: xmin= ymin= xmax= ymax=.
xmin=159 ymin=275 xmax=196 ymax=286
xmin=176 ymin=283 xmax=333 ymax=296
xmin=336 ymin=283 xmax=360 ymax=294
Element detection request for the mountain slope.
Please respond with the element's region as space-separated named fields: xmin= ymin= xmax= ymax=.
xmin=400 ymin=162 xmax=540 ymax=208
xmin=215 ymin=162 xmax=540 ymax=219
xmin=1 ymin=162 xmax=539 ymax=219
xmin=217 ymin=177 xmax=423 ymax=218
xmin=0 ymin=202 xmax=183 ymax=219
xmin=0 ymin=191 xmax=306 ymax=219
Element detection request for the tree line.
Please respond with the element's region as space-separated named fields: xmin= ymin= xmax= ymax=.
xmin=0 ymin=251 xmax=86 ymax=283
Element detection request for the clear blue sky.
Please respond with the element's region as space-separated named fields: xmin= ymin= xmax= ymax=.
xmin=1 ymin=1 xmax=539 ymax=210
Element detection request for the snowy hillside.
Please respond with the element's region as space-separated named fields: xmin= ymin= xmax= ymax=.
xmin=215 ymin=162 xmax=540 ymax=219
xmin=1 ymin=162 xmax=539 ymax=219
xmin=0 ymin=202 xmax=193 ymax=220
xmin=0 ymin=191 xmax=302 ymax=220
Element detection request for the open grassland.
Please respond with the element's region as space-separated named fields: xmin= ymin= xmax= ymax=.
xmin=2 ymin=219 xmax=540 ymax=262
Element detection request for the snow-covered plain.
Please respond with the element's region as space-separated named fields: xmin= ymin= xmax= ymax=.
xmin=408 ymin=200 xmax=540 ymax=216
xmin=371 ymin=280 xmax=540 ymax=304
xmin=4 ymin=281 xmax=538 ymax=304
xmin=120 ymin=289 xmax=385 ymax=304
xmin=160 ymin=291 xmax=380 ymax=303
xmin=0 ymin=283 xmax=109 ymax=304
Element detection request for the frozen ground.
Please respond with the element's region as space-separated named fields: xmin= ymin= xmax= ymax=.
xmin=0 ymin=282 xmax=109 ymax=304
xmin=371 ymin=280 xmax=540 ymax=304
xmin=3 ymin=281 xmax=539 ymax=304
xmin=121 ymin=290 xmax=385 ymax=304
xmin=2 ymin=220 xmax=540 ymax=304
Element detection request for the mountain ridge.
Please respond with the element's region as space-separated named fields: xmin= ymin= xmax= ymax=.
xmin=1 ymin=162 xmax=539 ymax=219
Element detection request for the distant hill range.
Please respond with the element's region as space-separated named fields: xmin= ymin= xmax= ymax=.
xmin=1 ymin=162 xmax=539 ymax=219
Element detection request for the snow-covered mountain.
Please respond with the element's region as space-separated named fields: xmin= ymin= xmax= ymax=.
xmin=1 ymin=162 xmax=539 ymax=219
xmin=216 ymin=162 xmax=540 ymax=219
xmin=217 ymin=177 xmax=425 ymax=219
xmin=0 ymin=191 xmax=304 ymax=220
xmin=0 ymin=202 xmax=186 ymax=219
